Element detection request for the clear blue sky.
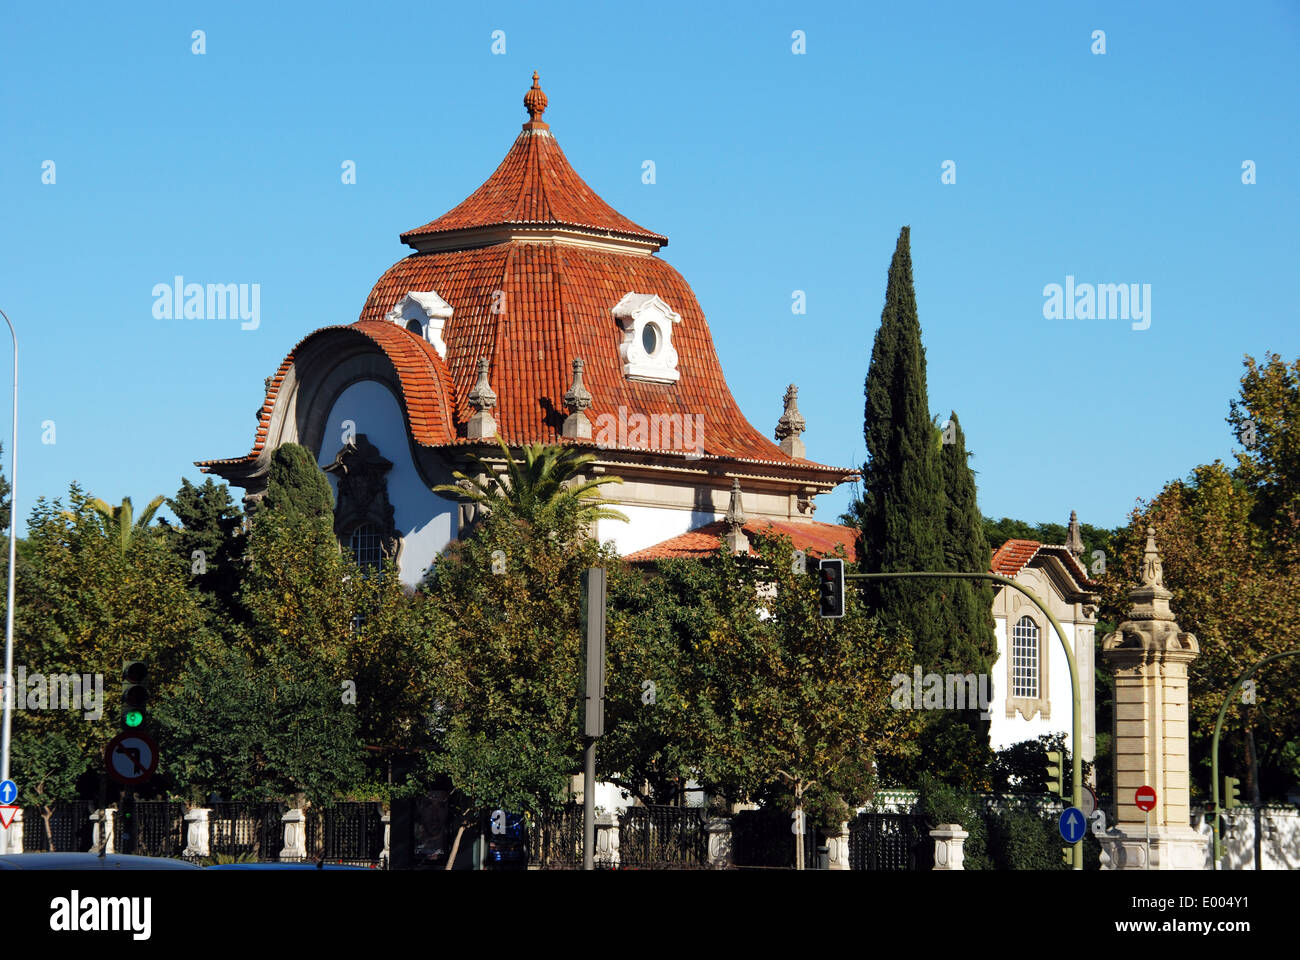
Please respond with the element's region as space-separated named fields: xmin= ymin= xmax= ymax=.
xmin=2 ymin=1 xmax=1296 ymax=536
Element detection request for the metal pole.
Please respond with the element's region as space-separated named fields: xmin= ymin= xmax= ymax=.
xmin=583 ymin=738 xmax=595 ymax=871
xmin=0 ymin=308 xmax=16 ymax=786
xmin=1210 ymin=649 xmax=1300 ymax=865
xmin=848 ymin=571 xmax=1085 ymax=869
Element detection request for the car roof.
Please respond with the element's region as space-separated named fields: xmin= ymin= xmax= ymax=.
xmin=204 ymin=862 xmax=376 ymax=870
xmin=0 ymin=853 xmax=201 ymax=870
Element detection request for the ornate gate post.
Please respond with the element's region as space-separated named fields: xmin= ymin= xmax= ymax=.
xmin=1099 ymin=529 xmax=1204 ymax=869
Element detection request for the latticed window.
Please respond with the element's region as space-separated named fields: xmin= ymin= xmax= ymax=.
xmin=1012 ymin=616 xmax=1039 ymax=698
xmin=349 ymin=523 xmax=383 ymax=574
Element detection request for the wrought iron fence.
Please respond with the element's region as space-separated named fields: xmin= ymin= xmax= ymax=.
xmin=525 ymin=803 xmax=584 ymax=869
xmin=848 ymin=812 xmax=932 ymax=870
xmin=731 ymin=807 xmax=818 ymax=869
xmin=22 ymin=802 xmax=93 ymax=852
xmin=304 ymin=802 xmax=385 ymax=864
xmin=208 ymin=801 xmax=286 ymax=860
xmin=618 ymin=804 xmax=709 ymax=868
xmin=133 ymin=801 xmax=186 ymax=859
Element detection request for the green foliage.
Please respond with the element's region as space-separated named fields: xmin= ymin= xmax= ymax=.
xmin=859 ymin=227 xmax=948 ymax=673
xmin=983 ymin=516 xmax=1117 ymax=568
xmin=1228 ymin=351 xmax=1300 ymax=544
xmin=87 ymin=495 xmax=166 ymax=556
xmin=606 ymin=532 xmax=917 ymax=827
xmin=433 ymin=438 xmax=626 ymax=527
xmin=153 ymin=645 xmax=364 ymax=802
xmin=420 ymin=500 xmax=613 ymax=830
xmin=10 ymin=484 xmax=219 ymax=802
xmin=160 ymin=477 xmax=245 ymax=620
xmin=260 ymin=443 xmax=334 ymax=521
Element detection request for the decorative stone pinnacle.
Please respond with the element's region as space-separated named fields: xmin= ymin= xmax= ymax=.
xmin=467 ymin=358 xmax=497 ymax=412
xmin=775 ymin=384 xmax=807 ymax=458
xmin=724 ymin=478 xmax=749 ymax=554
xmin=1140 ymin=526 xmax=1165 ymax=590
xmin=563 ymin=357 xmax=592 ymax=414
xmin=561 ymin=357 xmax=593 ymax=439
xmin=524 ymin=71 xmax=548 ymax=122
xmin=1066 ymin=510 xmax=1084 ymax=559
xmin=725 ymin=478 xmax=745 ymax=527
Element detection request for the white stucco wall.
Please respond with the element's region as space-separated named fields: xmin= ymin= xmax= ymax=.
xmin=317 ymin=379 xmax=458 ymax=587
xmin=596 ymin=503 xmax=721 ymax=556
xmin=989 ymin=614 xmax=1079 ymax=757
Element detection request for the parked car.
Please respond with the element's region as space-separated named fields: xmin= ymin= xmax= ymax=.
xmin=205 ymin=861 xmax=376 ymax=870
xmin=0 ymin=853 xmax=200 ymax=870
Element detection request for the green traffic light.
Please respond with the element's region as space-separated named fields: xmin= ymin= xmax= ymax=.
xmin=124 ymin=710 xmax=144 ymax=728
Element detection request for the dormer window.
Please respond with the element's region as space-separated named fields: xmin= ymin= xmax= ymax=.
xmin=385 ymin=291 xmax=453 ymax=358
xmin=612 ymin=292 xmax=681 ymax=383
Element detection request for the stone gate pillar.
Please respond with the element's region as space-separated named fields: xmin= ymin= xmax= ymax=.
xmin=1099 ymin=528 xmax=1204 ymax=869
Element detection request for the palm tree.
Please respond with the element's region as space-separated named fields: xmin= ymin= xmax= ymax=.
xmin=89 ymin=494 xmax=166 ymax=555
xmin=434 ymin=439 xmax=627 ymax=527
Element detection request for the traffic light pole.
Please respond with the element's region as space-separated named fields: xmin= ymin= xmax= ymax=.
xmin=1210 ymin=649 xmax=1300 ymax=866
xmin=847 ymin=571 xmax=1085 ymax=870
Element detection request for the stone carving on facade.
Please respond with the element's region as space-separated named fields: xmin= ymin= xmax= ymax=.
xmin=323 ymin=434 xmax=400 ymax=564
xmin=562 ymin=357 xmax=593 ymax=439
xmin=467 ymin=358 xmax=498 ymax=440
xmin=724 ymin=478 xmax=749 ymax=554
xmin=774 ymin=384 xmax=807 ymax=459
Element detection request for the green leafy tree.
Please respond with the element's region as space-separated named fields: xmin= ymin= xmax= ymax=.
xmin=433 ymin=438 xmax=626 ymax=526
xmin=420 ymin=498 xmax=615 ymax=868
xmin=606 ymin=533 xmax=917 ymax=864
xmin=260 ymin=443 xmax=334 ymax=521
xmin=1227 ymin=351 xmax=1300 ymax=545
xmin=153 ymin=644 xmax=365 ymax=803
xmin=159 ymin=477 xmax=246 ymax=620
xmin=11 ymin=484 xmax=218 ymax=804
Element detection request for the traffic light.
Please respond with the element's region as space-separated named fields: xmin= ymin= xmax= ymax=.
xmin=122 ymin=659 xmax=147 ymax=730
xmin=817 ymin=558 xmax=845 ymax=619
xmin=1223 ymin=776 xmax=1241 ymax=810
xmin=1045 ymin=751 xmax=1063 ymax=798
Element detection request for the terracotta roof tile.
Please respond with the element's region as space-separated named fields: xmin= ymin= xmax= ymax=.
xmin=625 ymin=520 xmax=860 ymax=563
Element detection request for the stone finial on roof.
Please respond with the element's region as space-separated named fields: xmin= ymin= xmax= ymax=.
xmin=724 ymin=478 xmax=749 ymax=554
xmin=467 ymin=357 xmax=498 ymax=440
xmin=774 ymin=384 xmax=806 ymax=459
xmin=562 ymin=357 xmax=593 ymax=439
xmin=524 ymin=71 xmax=548 ymax=123
xmin=1066 ymin=509 xmax=1084 ymax=560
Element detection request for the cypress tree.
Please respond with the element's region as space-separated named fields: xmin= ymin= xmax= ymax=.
xmin=859 ymin=227 xmax=947 ymax=667
xmin=936 ymin=411 xmax=997 ymax=784
xmin=261 ymin=443 xmax=335 ymax=522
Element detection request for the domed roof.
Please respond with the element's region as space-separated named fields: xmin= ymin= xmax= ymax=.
xmin=201 ymin=75 xmax=851 ymax=486
xmin=400 ymin=73 xmax=668 ymax=253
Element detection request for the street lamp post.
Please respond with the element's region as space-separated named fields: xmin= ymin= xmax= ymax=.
xmin=0 ymin=308 xmax=16 ymax=785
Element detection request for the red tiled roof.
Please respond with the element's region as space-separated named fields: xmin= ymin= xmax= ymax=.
xmin=990 ymin=539 xmax=1041 ymax=577
xmin=197 ymin=321 xmax=457 ymax=469
xmin=625 ymin=520 xmax=859 ymax=563
xmin=990 ymin=539 xmax=1098 ymax=588
xmin=201 ymin=75 xmax=849 ymax=481
xmin=400 ymin=75 xmax=667 ymax=249
xmin=358 ymin=241 xmax=842 ymax=470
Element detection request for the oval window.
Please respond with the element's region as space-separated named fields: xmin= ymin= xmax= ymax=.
xmin=642 ymin=322 xmax=660 ymax=356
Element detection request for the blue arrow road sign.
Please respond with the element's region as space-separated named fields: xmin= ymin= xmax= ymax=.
xmin=1059 ymin=806 xmax=1087 ymax=844
xmin=0 ymin=780 xmax=15 ymax=804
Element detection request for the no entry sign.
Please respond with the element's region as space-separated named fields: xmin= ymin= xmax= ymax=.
xmin=1134 ymin=785 xmax=1157 ymax=812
